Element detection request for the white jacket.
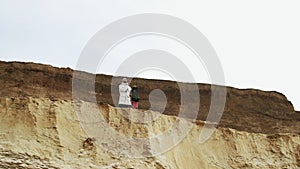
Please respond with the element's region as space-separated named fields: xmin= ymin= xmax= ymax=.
xmin=118 ymin=82 xmax=132 ymax=105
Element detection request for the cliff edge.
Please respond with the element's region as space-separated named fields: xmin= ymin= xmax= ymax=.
xmin=0 ymin=61 xmax=299 ymax=134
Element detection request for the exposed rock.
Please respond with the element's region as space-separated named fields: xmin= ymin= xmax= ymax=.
xmin=0 ymin=97 xmax=299 ymax=168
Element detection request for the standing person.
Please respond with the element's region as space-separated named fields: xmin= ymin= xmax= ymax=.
xmin=118 ymin=78 xmax=132 ymax=108
xmin=131 ymin=85 xmax=139 ymax=109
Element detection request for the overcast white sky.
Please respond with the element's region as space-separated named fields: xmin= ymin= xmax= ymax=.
xmin=0 ymin=0 xmax=299 ymax=110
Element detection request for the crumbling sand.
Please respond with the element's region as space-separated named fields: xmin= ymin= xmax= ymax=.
xmin=0 ymin=97 xmax=299 ymax=168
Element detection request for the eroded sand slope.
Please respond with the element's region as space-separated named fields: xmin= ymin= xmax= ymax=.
xmin=0 ymin=97 xmax=299 ymax=168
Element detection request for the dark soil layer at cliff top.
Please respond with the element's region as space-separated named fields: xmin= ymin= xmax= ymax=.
xmin=1 ymin=61 xmax=299 ymax=134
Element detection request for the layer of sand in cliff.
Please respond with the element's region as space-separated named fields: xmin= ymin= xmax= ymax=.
xmin=0 ymin=97 xmax=299 ymax=169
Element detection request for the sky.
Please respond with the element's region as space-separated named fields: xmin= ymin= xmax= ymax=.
xmin=0 ymin=0 xmax=299 ymax=110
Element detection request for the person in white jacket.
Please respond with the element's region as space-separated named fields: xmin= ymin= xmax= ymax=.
xmin=118 ymin=78 xmax=132 ymax=108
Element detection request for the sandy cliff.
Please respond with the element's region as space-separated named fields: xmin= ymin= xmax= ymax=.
xmin=0 ymin=61 xmax=300 ymax=168
xmin=0 ymin=97 xmax=299 ymax=169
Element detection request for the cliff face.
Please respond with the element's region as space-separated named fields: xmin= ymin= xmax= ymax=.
xmin=0 ymin=97 xmax=299 ymax=169
xmin=0 ymin=61 xmax=299 ymax=134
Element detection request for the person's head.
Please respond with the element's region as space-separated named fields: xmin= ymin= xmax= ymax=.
xmin=133 ymin=85 xmax=137 ymax=88
xmin=122 ymin=78 xmax=127 ymax=83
